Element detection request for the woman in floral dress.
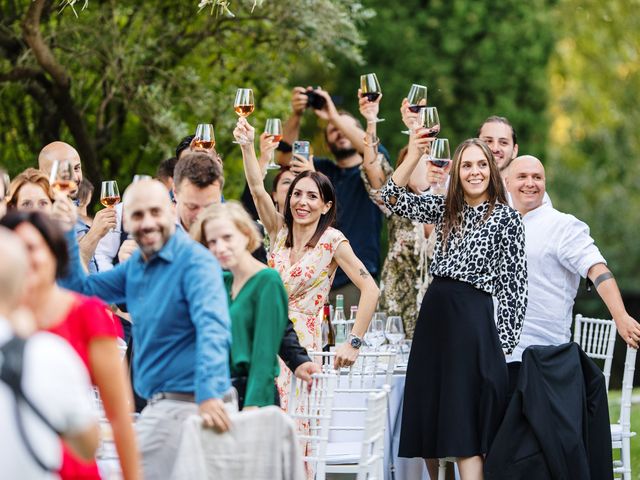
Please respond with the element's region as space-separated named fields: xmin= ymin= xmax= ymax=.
xmin=234 ymin=117 xmax=379 ymax=409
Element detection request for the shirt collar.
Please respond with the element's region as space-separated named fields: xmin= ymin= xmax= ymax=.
xmin=523 ymin=202 xmax=551 ymax=221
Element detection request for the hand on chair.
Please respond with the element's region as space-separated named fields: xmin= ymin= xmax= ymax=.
xmin=334 ymin=343 xmax=359 ymax=369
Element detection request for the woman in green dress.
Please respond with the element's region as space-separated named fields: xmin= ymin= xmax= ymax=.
xmin=191 ymin=200 xmax=288 ymax=410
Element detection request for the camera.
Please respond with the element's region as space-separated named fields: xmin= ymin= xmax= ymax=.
xmin=305 ymin=89 xmax=326 ymax=110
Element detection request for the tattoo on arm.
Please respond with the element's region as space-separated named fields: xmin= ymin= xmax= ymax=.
xmin=593 ymin=271 xmax=614 ymax=289
xmin=359 ymin=268 xmax=370 ymax=278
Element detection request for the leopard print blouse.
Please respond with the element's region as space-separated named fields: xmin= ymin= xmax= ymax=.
xmin=381 ymin=178 xmax=528 ymax=354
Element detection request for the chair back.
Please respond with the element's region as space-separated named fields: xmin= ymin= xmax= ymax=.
xmin=309 ymin=351 xmax=395 ymax=393
xmin=288 ymin=372 xmax=338 ymax=479
xmin=573 ymin=314 xmax=616 ymax=389
xmin=618 ymin=345 xmax=637 ymax=433
xmin=356 ymin=386 xmax=390 ymax=480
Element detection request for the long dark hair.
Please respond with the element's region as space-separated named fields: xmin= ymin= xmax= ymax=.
xmin=283 ymin=171 xmax=337 ymax=248
xmin=442 ymin=138 xmax=507 ymax=248
xmin=0 ymin=210 xmax=69 ymax=278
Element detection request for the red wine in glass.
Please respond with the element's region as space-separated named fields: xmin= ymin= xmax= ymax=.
xmin=408 ymin=105 xmax=425 ymax=113
xmin=430 ymin=159 xmax=450 ymax=168
xmin=420 ymin=125 xmax=440 ymax=138
xmin=362 ymin=92 xmax=381 ymax=102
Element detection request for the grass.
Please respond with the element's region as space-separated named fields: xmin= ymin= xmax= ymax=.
xmin=608 ymin=389 xmax=640 ymax=479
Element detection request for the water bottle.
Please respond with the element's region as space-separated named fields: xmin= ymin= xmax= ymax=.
xmin=347 ymin=306 xmax=357 ymax=337
xmin=333 ymin=294 xmax=347 ymax=344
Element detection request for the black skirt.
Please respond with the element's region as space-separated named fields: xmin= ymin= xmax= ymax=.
xmin=398 ymin=276 xmax=508 ymax=459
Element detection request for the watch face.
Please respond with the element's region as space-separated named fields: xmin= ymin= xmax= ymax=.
xmin=350 ymin=336 xmax=362 ymax=349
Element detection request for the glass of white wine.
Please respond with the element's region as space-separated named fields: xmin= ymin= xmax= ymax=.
xmin=49 ymin=160 xmax=77 ymax=196
xmin=194 ymin=124 xmax=216 ymax=149
xmin=233 ymin=89 xmax=255 ymax=145
xmin=264 ymin=118 xmax=283 ymax=170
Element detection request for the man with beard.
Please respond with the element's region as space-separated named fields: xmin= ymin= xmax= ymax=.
xmin=60 ymin=179 xmax=233 ymax=478
xmin=278 ymin=87 xmax=391 ymax=311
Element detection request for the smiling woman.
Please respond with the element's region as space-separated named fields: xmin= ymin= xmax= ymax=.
xmin=380 ymin=135 xmax=528 ymax=479
xmin=234 ymin=116 xmax=380 ymax=410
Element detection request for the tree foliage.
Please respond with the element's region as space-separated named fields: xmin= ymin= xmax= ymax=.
xmin=288 ymin=0 xmax=555 ymax=163
xmin=0 ymin=0 xmax=369 ymax=197
xmin=546 ymin=0 xmax=640 ymax=292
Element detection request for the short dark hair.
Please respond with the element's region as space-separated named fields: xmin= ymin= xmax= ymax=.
xmin=175 ymin=135 xmax=195 ymax=160
xmin=173 ymin=152 xmax=223 ymax=190
xmin=477 ymin=115 xmax=517 ymax=145
xmin=156 ymin=157 xmax=178 ymax=181
xmin=0 ymin=211 xmax=69 ymax=279
xmin=283 ymin=171 xmax=336 ymax=249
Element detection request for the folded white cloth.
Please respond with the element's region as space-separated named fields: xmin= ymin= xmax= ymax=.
xmin=171 ymin=406 xmax=305 ymax=480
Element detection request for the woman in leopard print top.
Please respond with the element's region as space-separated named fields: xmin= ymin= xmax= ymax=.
xmin=381 ymin=135 xmax=527 ymax=479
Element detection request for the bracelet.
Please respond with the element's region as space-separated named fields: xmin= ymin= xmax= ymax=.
xmin=363 ymin=134 xmax=380 ymax=148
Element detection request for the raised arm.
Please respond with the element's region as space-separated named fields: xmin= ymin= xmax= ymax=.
xmin=277 ymin=86 xmax=309 ymax=166
xmin=332 ymin=240 xmax=380 ymax=369
xmin=588 ymin=263 xmax=640 ymax=348
xmin=495 ymin=213 xmax=528 ymax=355
xmin=358 ymin=91 xmax=390 ymax=190
xmin=234 ymin=117 xmax=283 ymax=240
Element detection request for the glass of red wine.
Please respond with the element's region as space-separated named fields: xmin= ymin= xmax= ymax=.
xmin=418 ymin=107 xmax=440 ymax=138
xmin=402 ymin=84 xmax=428 ymax=134
xmin=360 ymin=73 xmax=384 ymax=123
xmin=428 ymin=138 xmax=451 ymax=193
xmin=264 ymin=118 xmax=283 ymax=170
xmin=194 ymin=123 xmax=216 ymax=149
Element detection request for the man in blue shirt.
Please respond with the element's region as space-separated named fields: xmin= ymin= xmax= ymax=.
xmin=60 ymin=179 xmax=232 ymax=477
xmin=278 ymin=87 xmax=391 ymax=312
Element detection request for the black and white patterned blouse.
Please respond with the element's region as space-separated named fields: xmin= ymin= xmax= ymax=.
xmin=381 ymin=178 xmax=528 ymax=354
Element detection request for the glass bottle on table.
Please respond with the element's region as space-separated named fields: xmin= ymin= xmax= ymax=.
xmin=49 ymin=160 xmax=77 ymax=196
xmin=359 ymin=73 xmax=384 ymax=123
xmin=333 ymin=294 xmax=347 ymax=345
xmin=347 ymin=306 xmax=357 ymax=337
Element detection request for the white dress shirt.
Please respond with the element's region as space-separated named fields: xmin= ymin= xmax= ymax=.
xmin=507 ymin=203 xmax=606 ymax=362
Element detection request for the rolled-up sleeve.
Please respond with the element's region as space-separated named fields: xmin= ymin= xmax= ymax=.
xmin=557 ymin=216 xmax=606 ymax=278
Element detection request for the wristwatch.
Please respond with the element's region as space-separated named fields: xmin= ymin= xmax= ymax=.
xmin=348 ymin=333 xmax=363 ymax=349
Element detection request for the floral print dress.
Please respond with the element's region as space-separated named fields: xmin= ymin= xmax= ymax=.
xmin=268 ymin=226 xmax=348 ymax=410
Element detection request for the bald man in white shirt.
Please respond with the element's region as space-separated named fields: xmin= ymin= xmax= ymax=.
xmin=505 ymin=155 xmax=640 ymax=367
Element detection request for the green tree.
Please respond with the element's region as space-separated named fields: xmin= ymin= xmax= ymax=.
xmin=546 ymin=0 xmax=640 ymax=292
xmin=0 ymin=0 xmax=369 ymax=198
xmin=288 ymin=0 xmax=555 ymax=163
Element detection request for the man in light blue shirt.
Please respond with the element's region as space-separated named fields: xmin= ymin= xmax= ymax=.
xmin=61 ymin=179 xmax=232 ymax=477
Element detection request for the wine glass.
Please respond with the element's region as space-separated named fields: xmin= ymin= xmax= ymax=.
xmin=364 ymin=316 xmax=386 ymax=351
xmin=359 ymin=73 xmax=384 ymax=123
xmin=49 ymin=160 xmax=77 ymax=196
xmin=100 ymin=181 xmax=120 ymax=208
xmin=264 ymin=118 xmax=283 ymax=170
xmin=428 ymin=138 xmax=451 ymax=192
xmin=402 ymin=84 xmax=428 ymax=134
xmin=194 ymin=124 xmax=216 ymax=149
xmin=233 ymin=89 xmax=254 ymax=145
xmin=385 ymin=316 xmax=406 ymax=356
xmin=234 ymin=88 xmax=255 ymax=118
xmin=418 ymin=107 xmax=440 ymax=138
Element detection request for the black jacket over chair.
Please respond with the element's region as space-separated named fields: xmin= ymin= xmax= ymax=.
xmin=484 ymin=342 xmax=613 ymax=480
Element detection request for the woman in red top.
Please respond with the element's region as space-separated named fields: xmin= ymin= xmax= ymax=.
xmin=0 ymin=211 xmax=141 ymax=480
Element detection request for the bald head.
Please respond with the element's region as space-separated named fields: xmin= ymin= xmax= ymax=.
xmin=0 ymin=227 xmax=29 ymax=314
xmin=123 ymin=179 xmax=175 ymax=259
xmin=38 ymin=141 xmax=83 ymax=198
xmin=506 ymin=155 xmax=546 ymax=215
